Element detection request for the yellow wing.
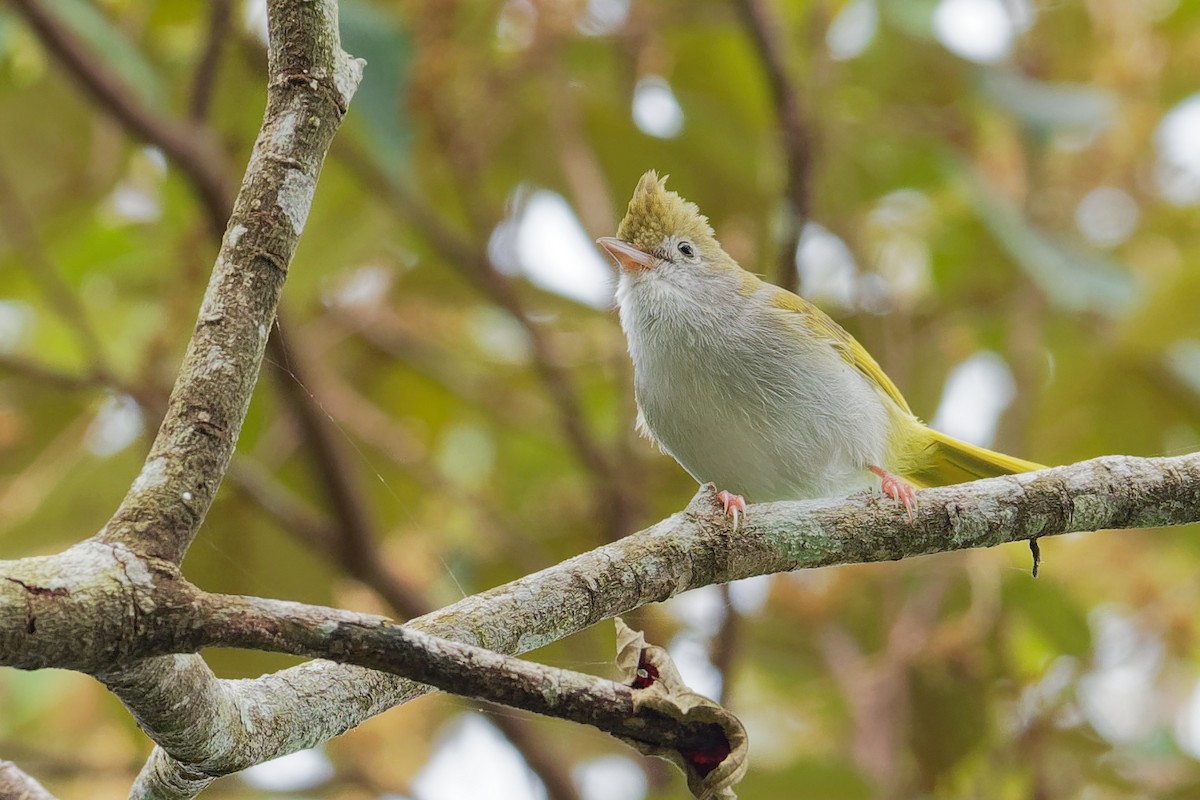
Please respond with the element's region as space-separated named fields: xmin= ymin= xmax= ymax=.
xmin=769 ymin=289 xmax=913 ymax=414
xmin=768 ymin=287 xmax=1046 ymax=485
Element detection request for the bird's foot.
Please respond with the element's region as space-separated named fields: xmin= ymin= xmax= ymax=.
xmin=717 ymin=490 xmax=746 ymax=531
xmin=869 ymin=466 xmax=916 ymax=520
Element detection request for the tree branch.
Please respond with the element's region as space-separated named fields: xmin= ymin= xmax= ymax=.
xmin=24 ymin=453 xmax=1192 ymax=673
xmin=3 ymin=6 xmax=584 ymax=796
xmin=75 ymin=4 xmax=363 ymax=792
xmin=734 ymin=0 xmax=815 ymax=293
xmin=11 ymin=0 xmax=429 ymax=646
xmin=0 ymin=354 xmax=110 ymax=393
xmin=157 ymin=451 xmax=1200 ymax=763
xmin=5 ymin=453 xmax=1198 ymax=795
xmin=188 ymin=0 xmax=233 ymax=122
xmin=93 ymin=0 xmax=363 ymax=565
xmin=0 ymin=162 xmax=109 ymax=370
xmin=0 ymin=283 xmax=575 ymax=799
xmin=337 ymin=144 xmax=642 ymax=540
xmin=191 ymin=594 xmax=728 ymax=756
xmin=265 ymin=319 xmax=431 ymax=616
xmin=10 ymin=0 xmax=235 ymax=236
xmin=6 ymin=2 xmax=1198 ymax=795
xmin=0 ymin=761 xmax=57 ymax=800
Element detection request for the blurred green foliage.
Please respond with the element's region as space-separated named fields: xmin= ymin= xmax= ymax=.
xmin=2 ymin=0 xmax=1200 ymax=798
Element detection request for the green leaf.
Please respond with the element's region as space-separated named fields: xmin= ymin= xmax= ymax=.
xmin=340 ymin=1 xmax=412 ymax=176
xmin=1004 ymin=576 xmax=1092 ymax=657
xmin=980 ymin=70 xmax=1116 ymax=134
xmin=739 ymin=758 xmax=873 ymax=800
xmin=878 ymin=0 xmax=941 ymax=40
xmin=957 ymin=162 xmax=1138 ymax=316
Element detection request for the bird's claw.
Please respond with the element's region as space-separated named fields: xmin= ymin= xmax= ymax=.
xmin=870 ymin=466 xmax=917 ymax=521
xmin=717 ymin=490 xmax=746 ymax=531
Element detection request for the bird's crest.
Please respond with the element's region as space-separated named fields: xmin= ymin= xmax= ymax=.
xmin=616 ymin=171 xmax=717 ymax=255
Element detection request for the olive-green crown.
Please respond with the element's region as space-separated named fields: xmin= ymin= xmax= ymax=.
xmin=616 ymin=171 xmax=717 ymax=255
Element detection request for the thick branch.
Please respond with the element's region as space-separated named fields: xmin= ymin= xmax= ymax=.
xmin=95 ymin=2 xmax=364 ymax=564
xmin=9 ymin=3 xmax=607 ymax=798
xmin=160 ymin=452 xmax=1200 ymax=758
xmin=14 ymin=452 xmax=1186 ymax=673
xmin=0 ymin=761 xmax=57 ymax=800
xmin=4 ymin=453 xmax=1191 ymax=789
xmin=13 ymin=0 xmax=418 ymax=623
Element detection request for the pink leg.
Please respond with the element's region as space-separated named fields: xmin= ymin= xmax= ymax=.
xmin=869 ymin=466 xmax=917 ymax=519
xmin=717 ymin=490 xmax=747 ymax=531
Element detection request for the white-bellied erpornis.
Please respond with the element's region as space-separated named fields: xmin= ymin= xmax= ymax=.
xmin=598 ymin=171 xmax=1043 ymax=526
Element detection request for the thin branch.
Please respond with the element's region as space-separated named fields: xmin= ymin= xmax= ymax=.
xmin=330 ymin=303 xmax=529 ymax=417
xmin=10 ymin=0 xmax=235 ymax=236
xmin=820 ymin=576 xmax=948 ymax=790
xmin=192 ymin=593 xmax=730 ymax=757
xmin=337 ymin=144 xmax=642 ymax=540
xmin=734 ymin=0 xmax=815 ymax=293
xmin=0 ymin=353 xmax=163 ymax=416
xmin=266 ymin=319 xmax=432 ymax=617
xmin=484 ymin=711 xmax=585 ymax=800
xmin=226 ymin=460 xmax=343 ymax=554
xmin=0 ymin=354 xmax=109 ymax=393
xmin=188 ymin=0 xmax=233 ymax=122
xmin=283 ymin=343 xmax=553 ymax=573
xmin=709 ymin=584 xmax=741 ymax=706
xmin=546 ymin=82 xmax=616 ymax=238
xmin=0 ymin=162 xmax=109 ymax=369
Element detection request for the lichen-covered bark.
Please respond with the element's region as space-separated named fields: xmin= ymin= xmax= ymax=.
xmin=3 ymin=0 xmax=1200 ymax=794
xmin=9 ymin=452 xmax=1174 ymax=797
xmin=104 ymin=453 xmax=1200 ymax=791
xmin=190 ymin=594 xmax=727 ymax=755
xmin=0 ymin=760 xmax=57 ymax=800
xmin=96 ymin=0 xmax=363 ymax=565
xmin=2 ymin=444 xmax=1198 ymax=795
xmin=0 ymin=543 xmax=189 ymax=671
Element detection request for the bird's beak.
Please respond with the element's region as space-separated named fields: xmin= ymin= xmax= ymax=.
xmin=596 ymin=237 xmax=657 ymax=272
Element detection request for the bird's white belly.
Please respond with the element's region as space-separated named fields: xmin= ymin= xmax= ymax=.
xmin=632 ymin=328 xmax=889 ymax=502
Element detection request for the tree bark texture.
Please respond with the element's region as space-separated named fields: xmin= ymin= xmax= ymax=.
xmin=2 ymin=0 xmax=1200 ymax=797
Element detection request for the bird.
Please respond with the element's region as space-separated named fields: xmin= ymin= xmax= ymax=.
xmin=597 ymin=170 xmax=1044 ymax=527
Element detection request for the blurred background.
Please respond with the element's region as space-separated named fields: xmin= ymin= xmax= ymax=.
xmin=2 ymin=0 xmax=1200 ymax=797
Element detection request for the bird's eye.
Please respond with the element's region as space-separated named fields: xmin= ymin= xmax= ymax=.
xmin=677 ymin=242 xmax=695 ymax=258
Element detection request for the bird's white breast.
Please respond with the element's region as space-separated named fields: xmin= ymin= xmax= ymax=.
xmin=618 ymin=272 xmax=890 ymax=502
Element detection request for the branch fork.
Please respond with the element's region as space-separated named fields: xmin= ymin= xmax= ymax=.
xmin=5 ymin=1 xmax=1200 ymax=799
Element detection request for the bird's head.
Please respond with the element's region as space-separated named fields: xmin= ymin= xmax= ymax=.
xmin=597 ymin=171 xmax=732 ymax=278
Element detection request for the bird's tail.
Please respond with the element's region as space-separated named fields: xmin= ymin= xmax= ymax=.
xmin=903 ymin=427 xmax=1045 ymax=488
